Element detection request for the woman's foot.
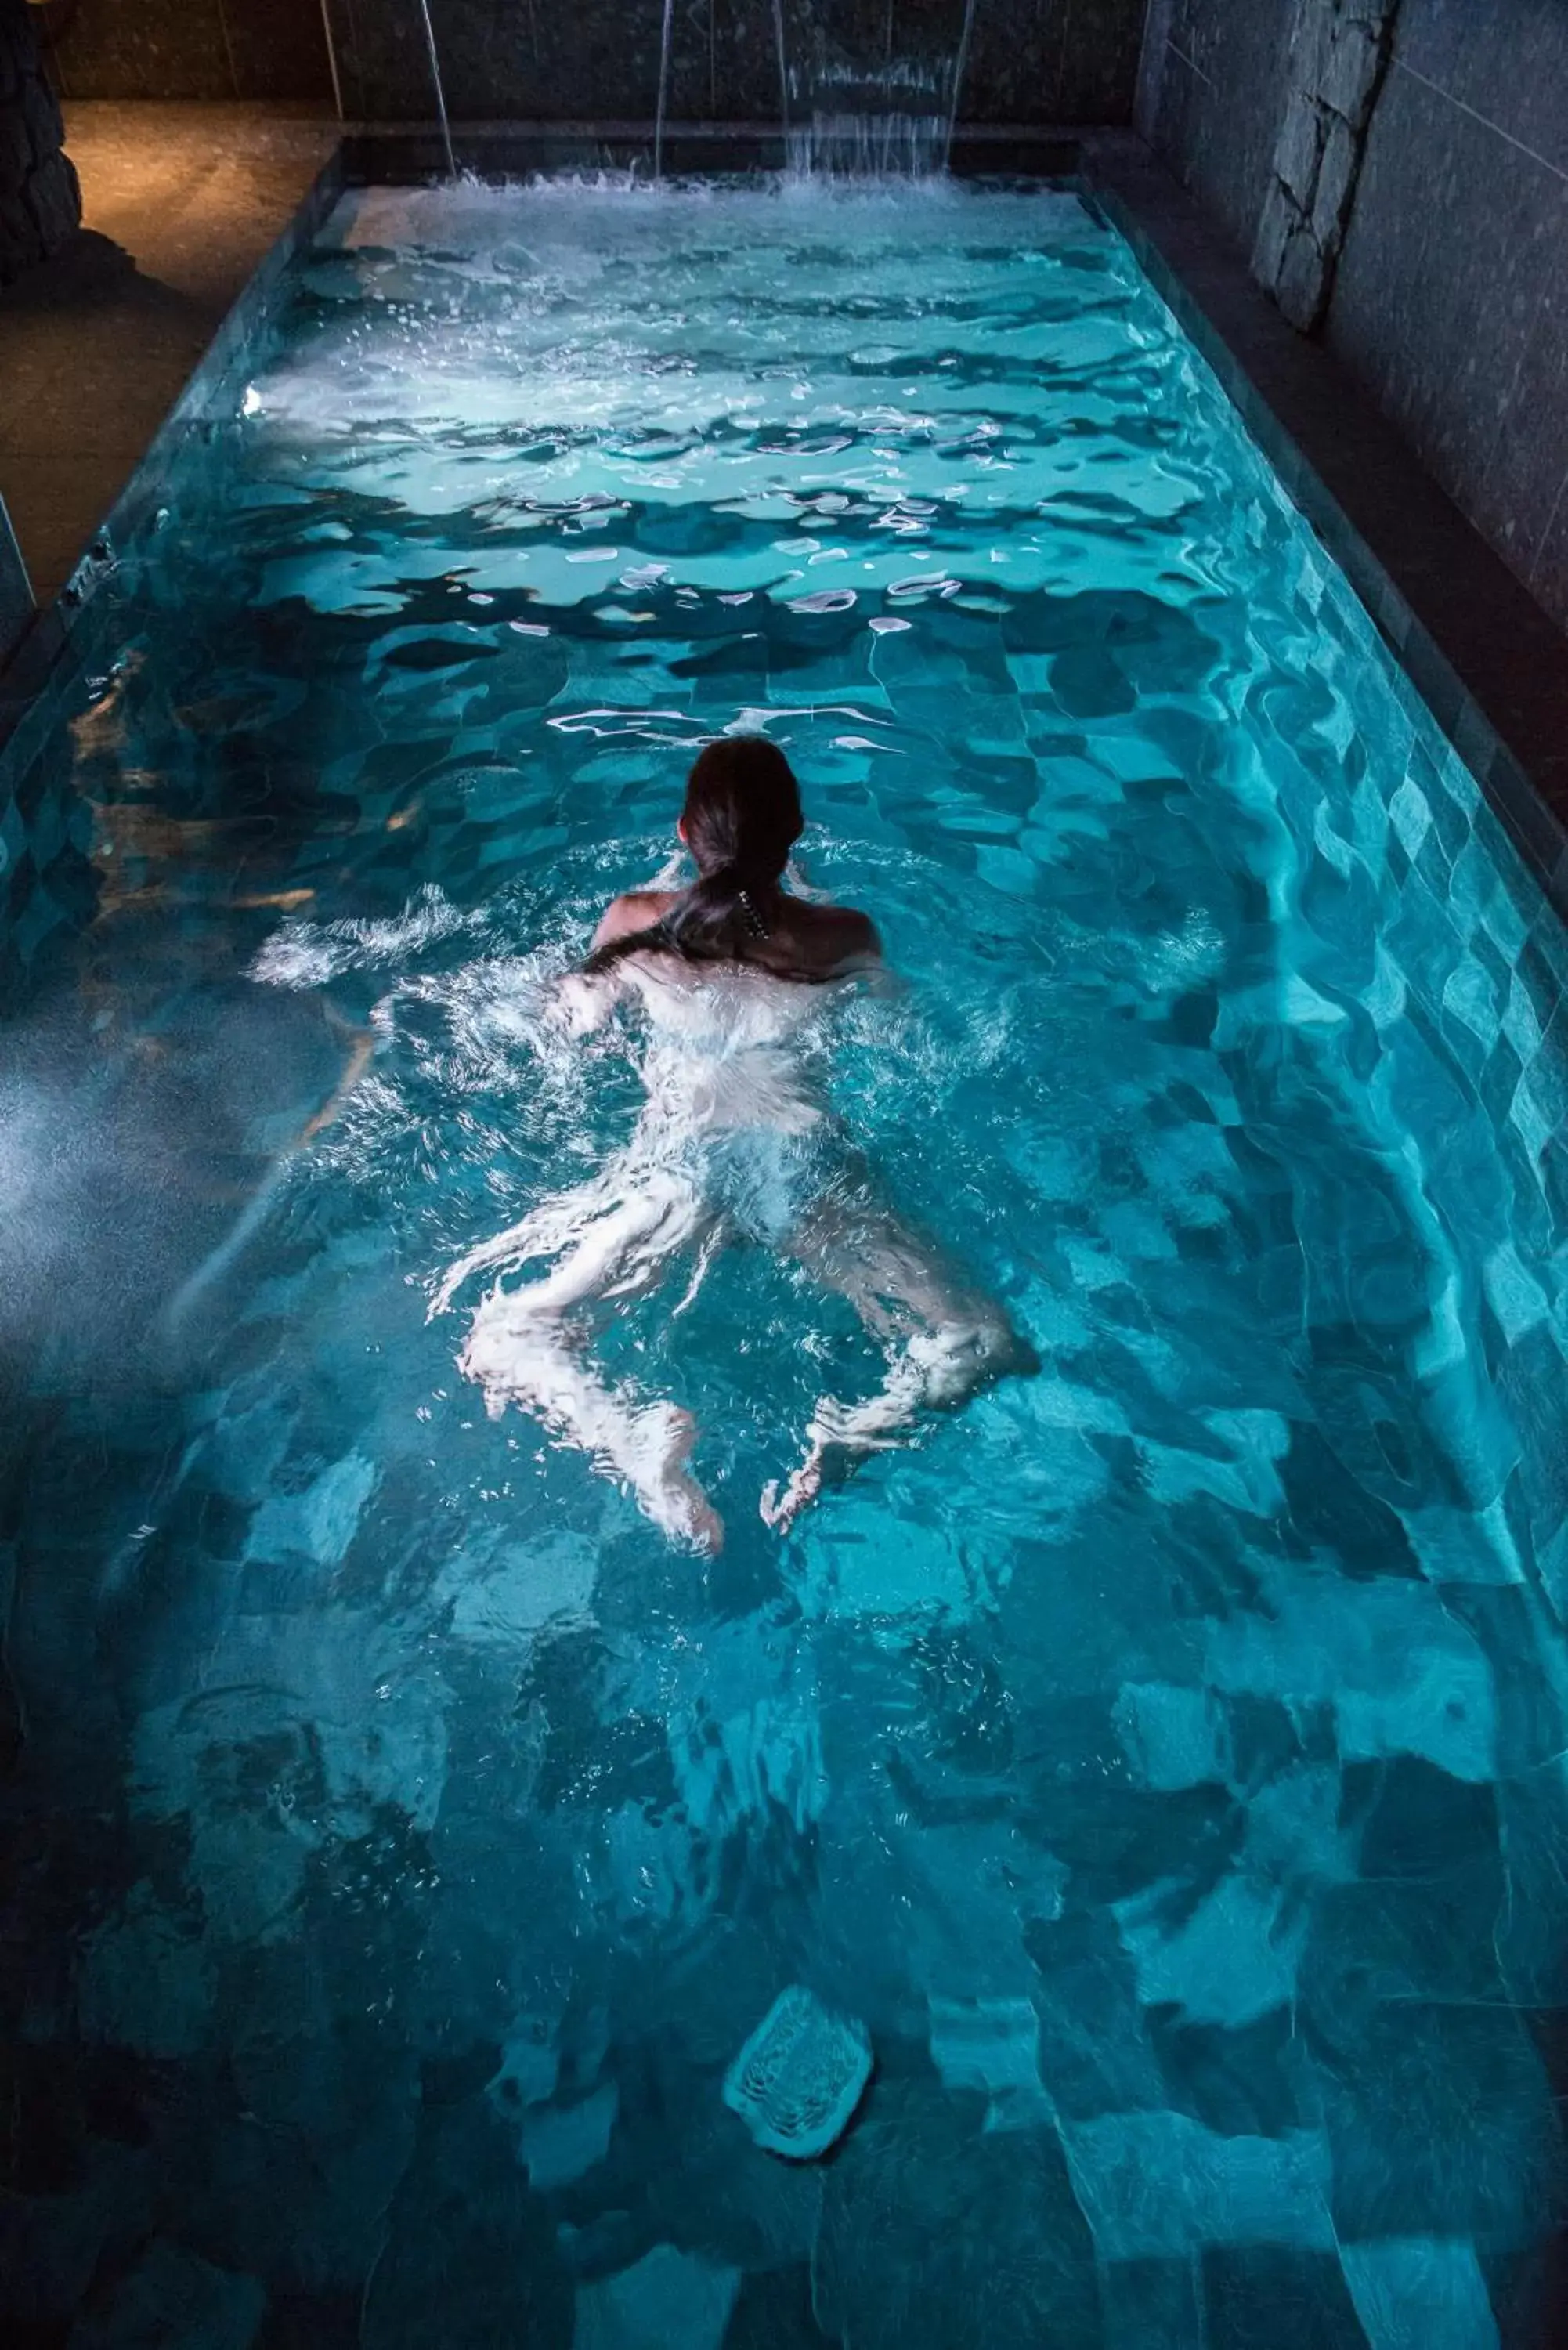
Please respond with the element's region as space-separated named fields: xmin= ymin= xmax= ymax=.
xmin=759 ymin=1390 xmax=903 ymax=1535
xmin=761 ymin=1316 xmax=1030 ymax=1534
xmin=635 ymin=1403 xmax=724 ymax=1555
xmin=759 ymin=1446 xmax=826 ymax=1535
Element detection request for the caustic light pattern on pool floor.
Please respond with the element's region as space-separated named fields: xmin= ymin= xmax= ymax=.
xmin=2 ymin=183 xmax=1567 ymax=2345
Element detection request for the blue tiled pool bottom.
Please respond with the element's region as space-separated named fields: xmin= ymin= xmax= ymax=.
xmin=2 ymin=181 xmax=1566 ymax=2346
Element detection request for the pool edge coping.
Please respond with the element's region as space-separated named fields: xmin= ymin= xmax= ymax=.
xmin=0 ymin=141 xmax=349 ymax=797
xmin=2 ymin=125 xmax=1565 ymax=927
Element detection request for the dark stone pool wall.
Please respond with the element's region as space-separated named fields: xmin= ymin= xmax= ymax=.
xmin=0 ymin=0 xmax=81 ymax=283
xmin=1138 ymin=0 xmax=1568 ymax=637
xmin=36 ymin=0 xmax=1151 ymax=125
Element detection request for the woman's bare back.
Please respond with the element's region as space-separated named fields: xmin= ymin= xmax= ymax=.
xmin=590 ymin=887 xmax=880 ymax=981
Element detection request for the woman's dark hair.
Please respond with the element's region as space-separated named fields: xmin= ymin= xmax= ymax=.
xmin=585 ymin=736 xmax=804 ymax=975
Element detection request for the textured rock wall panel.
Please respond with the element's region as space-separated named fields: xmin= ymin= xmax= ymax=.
xmin=0 ymin=0 xmax=81 ymax=284
xmin=1251 ymin=0 xmax=1400 ymax=332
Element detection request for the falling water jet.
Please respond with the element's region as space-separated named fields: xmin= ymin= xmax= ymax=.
xmin=786 ymin=58 xmax=951 ymax=180
xmin=416 ymin=0 xmax=457 ymax=181
xmin=947 ymin=0 xmax=978 ymax=164
xmin=316 ymin=0 xmax=345 ymax=120
xmin=773 ymin=0 xmax=790 ymax=139
xmin=655 ymin=0 xmax=676 ymax=179
xmin=782 ymin=3 xmax=978 ymax=183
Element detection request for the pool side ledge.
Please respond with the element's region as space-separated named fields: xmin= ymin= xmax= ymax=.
xmin=0 ymin=142 xmax=348 ymax=794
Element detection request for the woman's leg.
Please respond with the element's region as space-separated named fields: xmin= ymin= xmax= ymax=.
xmin=762 ymin=1195 xmax=1028 ymax=1532
xmin=432 ymin=1169 xmax=725 ymax=1553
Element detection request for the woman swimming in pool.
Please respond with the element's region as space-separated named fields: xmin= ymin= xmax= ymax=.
xmin=430 ymin=736 xmax=1027 ymax=1552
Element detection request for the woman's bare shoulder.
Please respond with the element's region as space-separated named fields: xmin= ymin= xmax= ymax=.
xmin=785 ymin=898 xmax=882 ymax=973
xmin=591 ymin=891 xmax=677 ymax=950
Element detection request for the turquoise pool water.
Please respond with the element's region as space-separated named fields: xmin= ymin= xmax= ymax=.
xmin=2 ymin=179 xmax=1566 ymax=2345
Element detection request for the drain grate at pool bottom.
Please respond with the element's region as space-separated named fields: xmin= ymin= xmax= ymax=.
xmin=723 ymin=1986 xmax=873 ymax=2160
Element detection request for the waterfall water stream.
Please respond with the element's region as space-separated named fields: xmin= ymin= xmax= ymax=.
xmin=947 ymin=0 xmax=978 ymax=160
xmin=772 ymin=0 xmax=791 ymax=135
xmin=654 ymin=0 xmax=676 ymax=177
xmin=416 ymin=0 xmax=457 ymax=179
xmin=775 ymin=1 xmax=979 ymax=179
xmin=649 ymin=0 xmax=977 ymax=183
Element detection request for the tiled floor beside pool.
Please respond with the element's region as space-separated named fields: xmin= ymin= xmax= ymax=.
xmin=2 ymin=178 xmax=1566 ymax=2346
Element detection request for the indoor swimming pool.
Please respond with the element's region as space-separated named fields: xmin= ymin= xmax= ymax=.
xmin=2 ymin=175 xmax=1566 ymax=2345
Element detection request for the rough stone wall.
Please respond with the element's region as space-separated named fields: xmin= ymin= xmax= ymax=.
xmin=1251 ymin=0 xmax=1400 ymax=331
xmin=0 ymin=0 xmax=81 ymax=285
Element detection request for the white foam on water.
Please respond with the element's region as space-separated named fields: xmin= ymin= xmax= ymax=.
xmin=248 ymin=882 xmax=482 ymax=988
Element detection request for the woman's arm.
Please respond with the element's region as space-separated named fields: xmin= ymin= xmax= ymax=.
xmin=591 ymin=890 xmax=675 ymax=953
xmin=812 ymin=904 xmax=887 ymax=982
xmin=547 ymin=890 xmax=677 ymax=1036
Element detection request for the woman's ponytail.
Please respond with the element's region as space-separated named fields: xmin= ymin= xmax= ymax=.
xmin=586 ymin=738 xmax=803 ymax=976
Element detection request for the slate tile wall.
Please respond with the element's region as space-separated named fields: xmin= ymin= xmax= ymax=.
xmin=35 ymin=0 xmax=334 ymax=106
xmin=1140 ymin=0 xmax=1568 ymax=637
xmin=1328 ymin=0 xmax=1568 ymax=637
xmin=36 ymin=0 xmax=1151 ymax=126
xmin=1136 ymin=0 xmax=1298 ymax=256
